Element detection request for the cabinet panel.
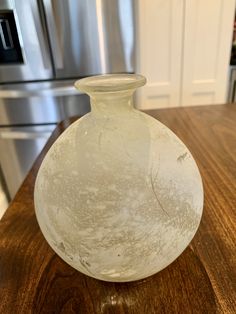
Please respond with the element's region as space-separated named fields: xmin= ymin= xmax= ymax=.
xmin=182 ymin=0 xmax=235 ymax=106
xmin=136 ymin=0 xmax=183 ymax=109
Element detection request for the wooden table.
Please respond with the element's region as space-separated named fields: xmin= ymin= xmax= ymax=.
xmin=0 ymin=104 xmax=235 ymax=313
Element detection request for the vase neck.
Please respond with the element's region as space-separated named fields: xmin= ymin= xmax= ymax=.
xmin=74 ymin=74 xmax=146 ymax=117
xmin=90 ymin=90 xmax=134 ymax=116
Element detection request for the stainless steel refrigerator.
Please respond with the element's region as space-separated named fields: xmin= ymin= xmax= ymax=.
xmin=0 ymin=0 xmax=135 ymax=198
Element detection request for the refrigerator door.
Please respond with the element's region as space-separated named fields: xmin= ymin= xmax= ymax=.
xmin=43 ymin=0 xmax=135 ymax=78
xmin=0 ymin=124 xmax=56 ymax=198
xmin=0 ymin=0 xmax=53 ymax=83
xmin=0 ymin=80 xmax=89 ymax=125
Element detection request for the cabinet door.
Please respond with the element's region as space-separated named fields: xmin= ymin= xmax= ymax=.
xmin=182 ymin=0 xmax=235 ymax=106
xmin=136 ymin=0 xmax=184 ymax=109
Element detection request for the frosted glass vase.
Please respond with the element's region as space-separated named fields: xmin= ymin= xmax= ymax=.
xmin=34 ymin=74 xmax=203 ymax=282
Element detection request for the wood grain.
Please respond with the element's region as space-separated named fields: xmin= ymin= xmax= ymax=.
xmin=0 ymin=104 xmax=235 ymax=313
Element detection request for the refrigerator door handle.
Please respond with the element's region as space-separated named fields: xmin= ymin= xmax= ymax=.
xmin=0 ymin=131 xmax=52 ymax=140
xmin=30 ymin=0 xmax=51 ymax=69
xmin=42 ymin=0 xmax=63 ymax=69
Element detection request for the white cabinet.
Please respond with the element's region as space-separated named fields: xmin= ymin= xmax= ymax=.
xmin=136 ymin=0 xmax=236 ymax=109
xmin=136 ymin=0 xmax=183 ymax=108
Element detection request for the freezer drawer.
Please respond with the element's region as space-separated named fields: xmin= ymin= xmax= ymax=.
xmin=0 ymin=96 xmax=63 ymax=125
xmin=61 ymin=94 xmax=90 ymax=118
xmin=0 ymin=80 xmax=88 ymax=125
xmin=0 ymin=124 xmax=55 ymax=198
xmin=43 ymin=0 xmax=135 ymax=78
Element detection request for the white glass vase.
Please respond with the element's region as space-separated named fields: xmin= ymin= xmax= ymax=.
xmin=34 ymin=74 xmax=203 ymax=282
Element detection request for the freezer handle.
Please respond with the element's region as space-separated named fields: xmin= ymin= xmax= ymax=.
xmin=42 ymin=0 xmax=63 ymax=69
xmin=0 ymin=86 xmax=82 ymax=98
xmin=0 ymin=131 xmax=52 ymax=140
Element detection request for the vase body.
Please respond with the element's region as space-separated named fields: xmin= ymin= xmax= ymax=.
xmin=34 ymin=74 xmax=203 ymax=282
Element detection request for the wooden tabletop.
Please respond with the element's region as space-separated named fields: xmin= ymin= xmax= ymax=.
xmin=0 ymin=104 xmax=236 ymax=313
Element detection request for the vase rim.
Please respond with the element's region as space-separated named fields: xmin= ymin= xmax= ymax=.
xmin=74 ymin=74 xmax=146 ymax=93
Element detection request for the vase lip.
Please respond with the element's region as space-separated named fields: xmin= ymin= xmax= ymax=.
xmin=74 ymin=74 xmax=146 ymax=93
